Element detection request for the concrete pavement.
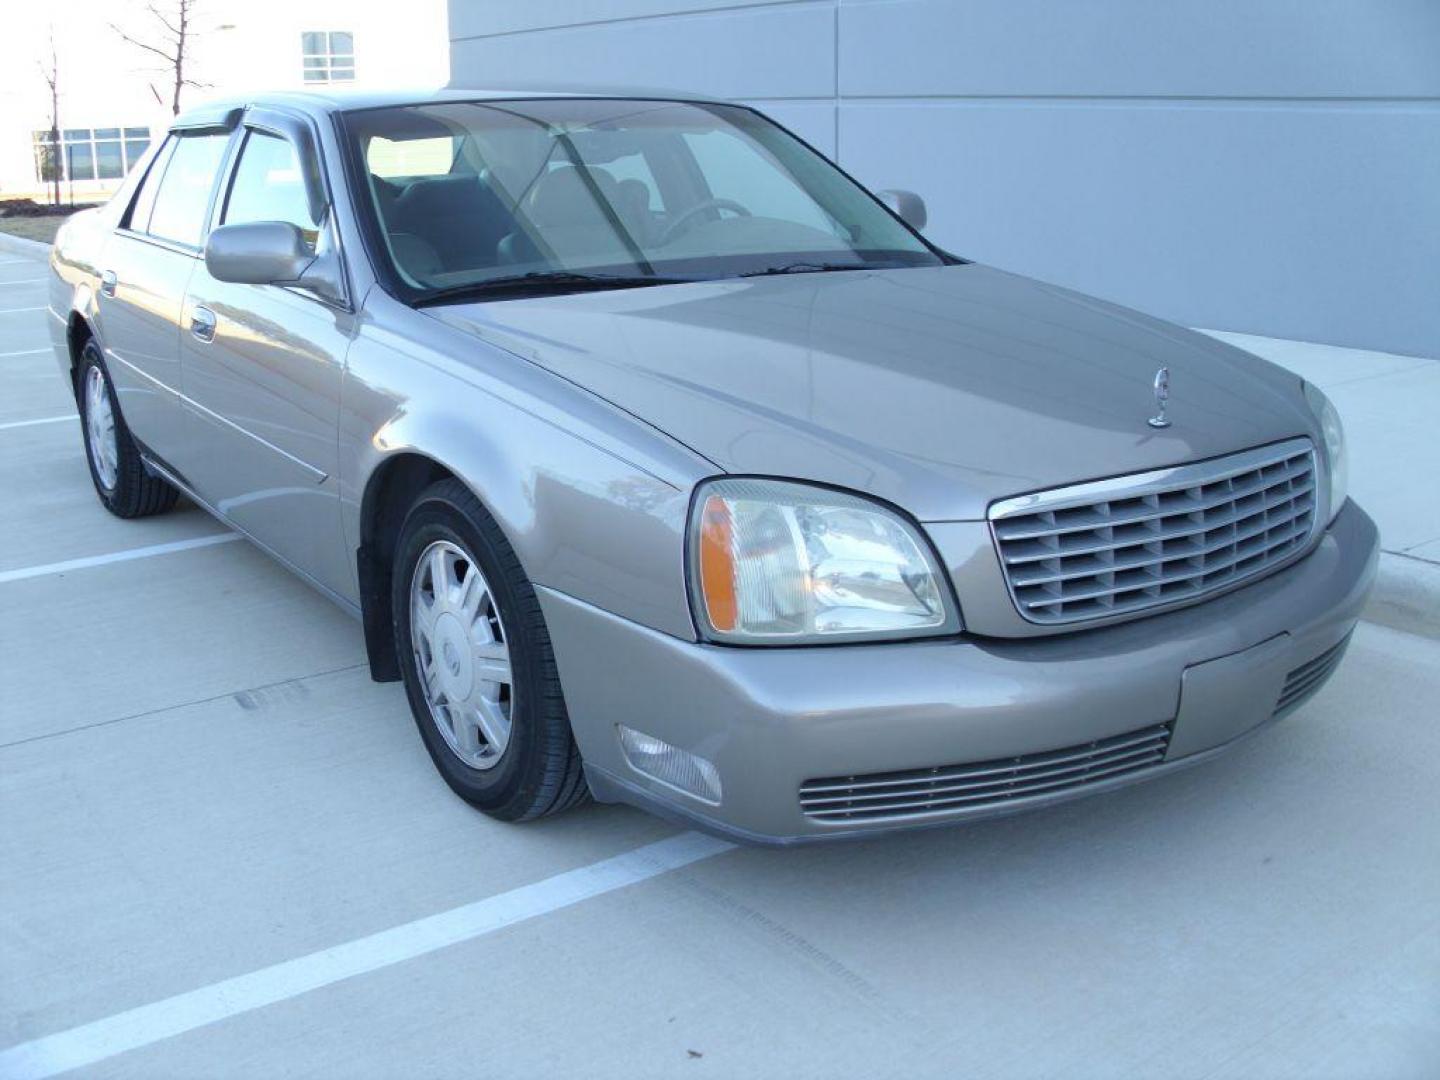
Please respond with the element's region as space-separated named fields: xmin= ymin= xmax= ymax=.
xmin=2 ymin=245 xmax=1438 ymax=1078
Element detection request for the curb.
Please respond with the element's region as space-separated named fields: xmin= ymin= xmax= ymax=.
xmin=1365 ymin=552 xmax=1440 ymax=640
xmin=0 ymin=231 xmax=52 ymax=259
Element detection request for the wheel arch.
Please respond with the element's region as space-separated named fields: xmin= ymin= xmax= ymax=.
xmin=355 ymin=450 xmax=461 ymax=682
xmin=65 ymin=311 xmax=96 ymax=399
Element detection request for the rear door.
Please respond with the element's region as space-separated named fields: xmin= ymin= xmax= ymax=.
xmin=97 ymin=129 xmax=232 ymax=466
xmin=178 ymin=110 xmax=358 ymax=603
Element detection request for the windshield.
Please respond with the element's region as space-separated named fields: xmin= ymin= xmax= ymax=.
xmin=342 ymin=98 xmax=946 ymax=300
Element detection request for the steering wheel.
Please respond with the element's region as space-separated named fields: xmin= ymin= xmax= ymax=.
xmin=658 ymin=198 xmax=751 ymax=246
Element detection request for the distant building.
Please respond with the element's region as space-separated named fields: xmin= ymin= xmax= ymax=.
xmin=1 ymin=0 xmax=448 ymax=203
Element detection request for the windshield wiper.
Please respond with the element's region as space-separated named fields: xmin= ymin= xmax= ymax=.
xmin=415 ymin=271 xmax=689 ymax=306
xmin=737 ymin=262 xmax=881 ymax=279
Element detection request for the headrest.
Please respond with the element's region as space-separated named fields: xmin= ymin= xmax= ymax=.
xmin=527 ymin=166 xmax=621 ymax=228
xmin=395 ymin=176 xmax=494 ymax=217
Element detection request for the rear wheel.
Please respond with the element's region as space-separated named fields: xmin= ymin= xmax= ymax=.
xmin=77 ymin=338 xmax=178 ymax=518
xmin=392 ymin=479 xmax=589 ymax=821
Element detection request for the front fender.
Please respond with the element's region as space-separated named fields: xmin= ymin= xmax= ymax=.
xmin=340 ymin=299 xmax=712 ymax=641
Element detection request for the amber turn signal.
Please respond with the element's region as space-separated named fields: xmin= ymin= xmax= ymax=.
xmin=697 ymin=495 xmax=737 ymax=632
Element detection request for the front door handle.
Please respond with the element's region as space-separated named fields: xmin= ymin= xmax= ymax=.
xmin=190 ymin=305 xmax=217 ymax=343
xmin=100 ymin=270 xmax=117 ymax=297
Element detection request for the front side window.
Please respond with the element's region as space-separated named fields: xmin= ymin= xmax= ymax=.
xmin=145 ymin=133 xmax=231 ymax=248
xmin=342 ymin=98 xmax=944 ymax=300
xmin=223 ymin=130 xmax=321 ymax=253
xmin=302 ymin=31 xmax=354 ymax=83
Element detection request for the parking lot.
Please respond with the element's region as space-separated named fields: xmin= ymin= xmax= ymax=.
xmin=2 ymin=242 xmax=1438 ymax=1078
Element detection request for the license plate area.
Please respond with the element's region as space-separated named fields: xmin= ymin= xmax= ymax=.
xmin=1167 ymin=633 xmax=1293 ymax=760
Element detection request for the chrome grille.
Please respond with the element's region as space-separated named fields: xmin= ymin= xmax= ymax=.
xmin=990 ymin=440 xmax=1317 ymax=625
xmin=1274 ymin=633 xmax=1351 ymax=716
xmin=799 ymin=723 xmax=1172 ymax=823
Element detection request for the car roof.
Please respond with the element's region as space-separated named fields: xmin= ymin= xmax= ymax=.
xmin=171 ymin=84 xmax=727 ymax=129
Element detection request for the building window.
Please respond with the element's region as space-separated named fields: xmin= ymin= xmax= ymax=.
xmin=32 ymin=127 xmax=152 ymax=184
xmin=302 ymin=31 xmax=355 ymax=83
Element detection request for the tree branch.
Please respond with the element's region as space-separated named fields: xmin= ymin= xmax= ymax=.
xmin=145 ymin=2 xmax=182 ymax=40
xmin=109 ymin=23 xmax=178 ymax=66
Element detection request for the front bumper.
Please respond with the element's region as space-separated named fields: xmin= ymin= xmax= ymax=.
xmin=540 ymin=501 xmax=1378 ymax=844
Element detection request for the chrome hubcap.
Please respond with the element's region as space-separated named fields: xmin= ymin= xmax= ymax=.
xmin=85 ymin=364 xmax=118 ymax=491
xmin=410 ymin=540 xmax=514 ymax=769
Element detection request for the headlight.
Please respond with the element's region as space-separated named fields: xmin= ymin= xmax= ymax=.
xmin=688 ymin=478 xmax=959 ymax=643
xmin=1304 ymin=382 xmax=1348 ymax=523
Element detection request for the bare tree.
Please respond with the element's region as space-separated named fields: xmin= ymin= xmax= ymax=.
xmin=37 ymin=28 xmax=62 ymax=208
xmin=111 ymin=0 xmax=207 ymax=117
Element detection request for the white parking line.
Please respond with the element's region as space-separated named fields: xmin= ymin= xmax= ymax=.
xmin=0 ymin=534 xmax=243 ymax=585
xmin=0 ymin=831 xmax=733 ymax=1080
xmin=0 ymin=414 xmax=74 ymax=431
xmin=0 ymin=279 xmax=45 ymax=286
xmin=0 ymin=306 xmax=48 ymax=314
xmin=0 ymin=348 xmax=50 ymax=357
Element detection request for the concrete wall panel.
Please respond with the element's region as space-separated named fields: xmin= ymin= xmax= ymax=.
xmin=838 ymin=0 xmax=1440 ymax=99
xmin=450 ymin=3 xmax=835 ymax=100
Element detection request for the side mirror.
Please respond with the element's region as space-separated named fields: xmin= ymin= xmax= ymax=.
xmin=205 ymin=219 xmax=346 ymax=304
xmin=877 ymin=189 xmax=928 ymax=232
xmin=205 ymin=221 xmax=314 ymax=286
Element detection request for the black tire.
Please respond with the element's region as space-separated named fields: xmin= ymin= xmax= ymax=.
xmin=392 ymin=478 xmax=589 ymax=821
xmin=76 ymin=337 xmax=179 ymax=518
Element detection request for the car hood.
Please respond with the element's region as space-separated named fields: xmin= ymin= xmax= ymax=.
xmin=424 ymin=264 xmax=1312 ymax=520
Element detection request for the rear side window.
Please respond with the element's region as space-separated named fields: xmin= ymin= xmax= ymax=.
xmin=124 ymin=135 xmax=176 ymax=233
xmin=222 ymin=130 xmax=321 ymax=253
xmin=146 ymin=133 xmax=231 ymax=248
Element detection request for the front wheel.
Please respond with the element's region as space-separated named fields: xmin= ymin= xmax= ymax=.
xmin=76 ymin=338 xmax=178 ymax=518
xmin=392 ymin=479 xmax=589 ymax=821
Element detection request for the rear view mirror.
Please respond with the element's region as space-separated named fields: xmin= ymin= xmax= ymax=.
xmin=205 ymin=221 xmax=313 ymax=285
xmin=877 ymin=189 xmax=928 ymax=232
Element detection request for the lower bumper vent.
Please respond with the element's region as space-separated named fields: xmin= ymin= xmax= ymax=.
xmin=1274 ymin=633 xmax=1351 ymax=716
xmin=799 ymin=722 xmax=1173 ymax=823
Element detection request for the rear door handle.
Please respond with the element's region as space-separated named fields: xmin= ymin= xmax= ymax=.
xmin=100 ymin=270 xmax=117 ymax=297
xmin=190 ymin=305 xmax=217 ymax=343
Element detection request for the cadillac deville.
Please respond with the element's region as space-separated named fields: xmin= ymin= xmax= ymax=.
xmin=48 ymin=88 xmax=1378 ymax=843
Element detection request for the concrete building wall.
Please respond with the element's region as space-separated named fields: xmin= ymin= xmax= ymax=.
xmin=448 ymin=0 xmax=1439 ymax=356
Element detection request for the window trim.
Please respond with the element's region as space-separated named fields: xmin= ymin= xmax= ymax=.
xmin=301 ymin=30 xmax=355 ymax=84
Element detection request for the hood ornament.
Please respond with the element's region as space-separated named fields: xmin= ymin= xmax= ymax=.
xmin=1147 ymin=367 xmax=1171 ymax=428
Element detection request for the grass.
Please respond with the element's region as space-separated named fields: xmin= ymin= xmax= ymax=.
xmin=0 ymin=200 xmax=102 ymax=245
xmin=0 ymin=212 xmax=70 ymax=245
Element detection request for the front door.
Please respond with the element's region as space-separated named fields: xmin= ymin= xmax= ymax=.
xmin=178 ymin=123 xmax=357 ymax=603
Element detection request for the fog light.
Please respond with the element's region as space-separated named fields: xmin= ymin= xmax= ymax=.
xmin=618 ymin=725 xmax=722 ymax=805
